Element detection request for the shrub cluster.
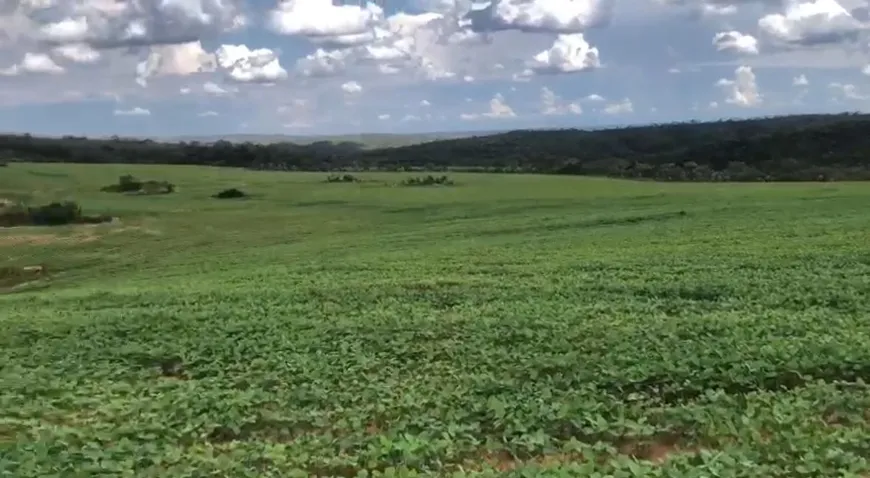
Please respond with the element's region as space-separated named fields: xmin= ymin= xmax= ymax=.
xmin=326 ymin=174 xmax=360 ymax=183
xmin=101 ymin=175 xmax=175 ymax=195
xmin=401 ymin=175 xmax=454 ymax=186
xmin=213 ymin=188 xmax=248 ymax=199
xmin=0 ymin=200 xmax=112 ymax=227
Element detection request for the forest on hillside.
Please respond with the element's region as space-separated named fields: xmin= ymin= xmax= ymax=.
xmin=3 ymin=112 xmax=870 ymax=181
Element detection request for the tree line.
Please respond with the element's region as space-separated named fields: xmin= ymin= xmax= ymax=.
xmin=4 ymin=112 xmax=870 ymax=181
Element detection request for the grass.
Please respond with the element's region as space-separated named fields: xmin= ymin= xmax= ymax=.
xmin=2 ymin=162 xmax=870 ymax=476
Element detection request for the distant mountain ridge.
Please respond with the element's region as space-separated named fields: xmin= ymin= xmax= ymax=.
xmin=161 ymin=130 xmax=512 ymax=149
xmin=4 ymin=113 xmax=870 ymax=181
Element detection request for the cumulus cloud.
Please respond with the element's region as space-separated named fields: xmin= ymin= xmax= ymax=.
xmin=296 ymin=48 xmax=350 ymax=77
xmin=758 ymin=0 xmax=867 ymax=48
xmin=529 ymin=33 xmax=600 ymax=74
xmin=460 ymin=93 xmax=516 ymax=119
xmin=4 ymin=0 xmax=870 ymax=134
xmin=114 ymin=106 xmax=150 ymax=116
xmin=215 ymin=44 xmax=287 ymax=83
xmin=466 ymin=0 xmax=612 ymax=33
xmin=52 ymin=43 xmax=101 ymax=63
xmin=717 ymin=65 xmax=761 ymax=107
xmin=603 ymin=97 xmax=632 ymax=114
xmin=202 ymin=81 xmax=234 ymax=95
xmin=0 ymin=52 xmax=64 ymax=75
xmin=657 ymin=0 xmax=738 ymax=18
xmin=712 ymin=31 xmax=759 ymax=55
xmin=539 ymin=86 xmax=582 ymax=114
xmin=829 ymin=81 xmax=868 ymax=99
xmin=36 ymin=0 xmax=246 ymax=49
xmin=268 ymin=0 xmax=384 ymax=38
xmin=341 ymin=80 xmax=363 ymax=93
xmin=136 ymin=41 xmax=215 ymax=86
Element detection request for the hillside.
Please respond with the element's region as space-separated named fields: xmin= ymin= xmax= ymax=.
xmin=162 ymin=131 xmax=503 ymax=148
xmin=3 ymin=112 xmax=870 ymax=181
xmin=3 ymin=164 xmax=870 ymax=475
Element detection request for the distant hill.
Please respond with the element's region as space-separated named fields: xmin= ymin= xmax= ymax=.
xmin=4 ymin=113 xmax=870 ymax=181
xmin=162 ymin=131 xmax=509 ymax=149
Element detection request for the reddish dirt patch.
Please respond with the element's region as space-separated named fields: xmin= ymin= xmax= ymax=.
xmin=457 ymin=450 xmax=588 ymax=472
xmin=365 ymin=421 xmax=382 ymax=435
xmin=0 ymin=231 xmax=100 ymax=246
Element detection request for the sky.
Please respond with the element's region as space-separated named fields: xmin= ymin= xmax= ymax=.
xmin=1 ymin=0 xmax=870 ymax=137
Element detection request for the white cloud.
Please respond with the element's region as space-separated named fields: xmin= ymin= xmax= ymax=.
xmin=198 ymin=110 xmax=219 ymax=117
xmin=215 ymin=44 xmax=288 ymax=83
xmin=717 ymin=65 xmax=761 ymax=107
xmin=829 ymin=81 xmax=869 ymax=100
xmin=461 ymin=93 xmax=516 ymax=120
xmin=712 ymin=31 xmax=759 ymax=55
xmin=268 ymin=0 xmax=384 ymax=38
xmin=202 ymin=81 xmax=234 ymax=95
xmin=529 ymin=33 xmax=601 ymax=74
xmin=296 ymin=48 xmax=350 ymax=77
xmin=0 ymin=52 xmax=64 ymax=75
xmin=35 ymin=0 xmax=245 ymax=49
xmin=52 ymin=43 xmax=101 ymax=64
xmin=466 ymin=0 xmax=613 ymax=33
xmin=136 ymin=41 xmax=215 ymax=86
xmin=114 ymin=106 xmax=150 ymax=116
xmin=341 ymin=80 xmax=363 ymax=93
xmin=758 ymin=0 xmax=866 ymax=48
xmin=540 ymin=87 xmax=582 ymax=115
xmin=603 ymin=97 xmax=633 ymax=114
xmin=2 ymin=0 xmax=870 ymax=134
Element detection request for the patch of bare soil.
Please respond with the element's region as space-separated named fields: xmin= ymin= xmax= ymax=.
xmin=0 ymin=231 xmax=101 ymax=247
xmin=108 ymin=224 xmax=162 ymax=236
xmin=457 ymin=436 xmax=707 ymax=472
xmin=0 ymin=264 xmax=49 ymax=289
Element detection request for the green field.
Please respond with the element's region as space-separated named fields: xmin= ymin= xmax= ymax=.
xmin=2 ymin=163 xmax=870 ymax=477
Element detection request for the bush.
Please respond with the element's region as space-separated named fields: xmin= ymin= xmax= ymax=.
xmin=213 ymin=188 xmax=248 ymax=199
xmin=326 ymin=174 xmax=359 ymax=183
xmin=0 ymin=200 xmax=112 ymax=227
xmin=102 ymin=175 xmax=174 ymax=194
xmin=401 ymin=175 xmax=454 ymax=186
xmin=29 ymin=201 xmax=82 ymax=226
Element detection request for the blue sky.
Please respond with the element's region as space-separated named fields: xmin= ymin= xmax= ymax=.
xmin=1 ymin=0 xmax=869 ymax=137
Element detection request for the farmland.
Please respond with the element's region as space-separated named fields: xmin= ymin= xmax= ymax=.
xmin=2 ymin=162 xmax=870 ymax=476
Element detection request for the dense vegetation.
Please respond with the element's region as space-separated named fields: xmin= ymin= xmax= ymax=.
xmin=2 ymin=163 xmax=870 ymax=475
xmin=402 ymin=175 xmax=455 ymax=186
xmin=4 ymin=113 xmax=870 ymax=180
xmin=101 ymin=174 xmax=175 ymax=195
xmin=0 ymin=199 xmax=111 ymax=227
xmin=212 ymin=188 xmax=248 ymax=199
